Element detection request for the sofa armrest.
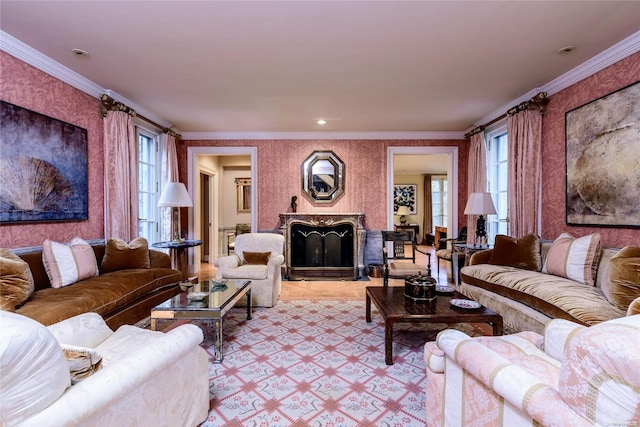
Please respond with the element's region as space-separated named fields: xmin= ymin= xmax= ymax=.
xmin=543 ymin=319 xmax=586 ymax=361
xmin=424 ymin=341 xmax=445 ymax=373
xmin=47 ymin=313 xmax=114 ymax=348
xmin=468 ymin=249 xmax=492 ymax=265
xmin=267 ymin=254 xmax=285 ymax=271
xmin=20 ymin=324 xmax=207 ymax=427
xmin=149 ymin=249 xmax=172 ymax=268
xmin=436 ymin=329 xmax=591 ymax=426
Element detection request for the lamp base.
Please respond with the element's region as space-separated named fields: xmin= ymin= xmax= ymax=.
xmin=474 ymin=214 xmax=488 ymax=248
xmin=399 ymin=215 xmax=407 ymax=224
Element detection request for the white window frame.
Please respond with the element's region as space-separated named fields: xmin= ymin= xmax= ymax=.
xmin=486 ymin=124 xmax=509 ymax=244
xmin=137 ymin=126 xmax=163 ymax=244
xmin=431 ymin=175 xmax=448 ymax=232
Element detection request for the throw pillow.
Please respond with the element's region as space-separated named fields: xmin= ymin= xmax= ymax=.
xmin=627 ymin=296 xmax=640 ymax=316
xmin=542 ymin=232 xmax=602 ymax=286
xmin=0 ymin=248 xmax=35 ymax=311
xmin=605 ymin=246 xmax=640 ymax=311
xmin=488 ymin=234 xmax=542 ymax=271
xmin=243 ymin=251 xmax=271 ymax=265
xmin=42 ymin=237 xmax=99 ymax=288
xmin=101 ymin=237 xmax=151 ymax=273
xmin=61 ymin=344 xmax=103 ymax=385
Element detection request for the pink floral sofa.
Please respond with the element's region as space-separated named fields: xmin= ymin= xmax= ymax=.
xmin=423 ymin=307 xmax=640 ymax=426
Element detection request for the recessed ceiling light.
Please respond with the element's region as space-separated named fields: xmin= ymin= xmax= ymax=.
xmin=557 ymin=46 xmax=576 ymax=54
xmin=71 ymin=48 xmax=90 ymax=58
xmin=317 ymin=119 xmax=327 ymax=125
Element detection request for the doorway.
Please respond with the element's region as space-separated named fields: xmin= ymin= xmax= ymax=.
xmin=387 ymin=146 xmax=459 ymax=240
xmin=200 ymin=172 xmax=214 ymax=262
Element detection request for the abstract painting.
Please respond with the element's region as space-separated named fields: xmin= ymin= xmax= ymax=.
xmin=393 ymin=184 xmax=417 ymax=214
xmin=565 ymin=81 xmax=640 ymax=228
xmin=0 ymin=101 xmax=88 ymax=223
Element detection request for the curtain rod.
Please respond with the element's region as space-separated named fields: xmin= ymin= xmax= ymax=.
xmin=465 ymin=92 xmax=549 ymax=139
xmin=99 ymin=94 xmax=182 ymax=141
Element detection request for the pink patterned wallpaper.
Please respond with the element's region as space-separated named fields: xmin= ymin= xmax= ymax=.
xmin=541 ymin=51 xmax=640 ymax=248
xmin=178 ymin=139 xmax=469 ymax=232
xmin=0 ymin=52 xmax=105 ymax=249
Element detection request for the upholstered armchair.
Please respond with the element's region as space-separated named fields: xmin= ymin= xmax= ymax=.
xmin=423 ymin=313 xmax=640 ymax=426
xmin=0 ymin=311 xmax=209 ymax=427
xmin=214 ymin=233 xmax=285 ymax=307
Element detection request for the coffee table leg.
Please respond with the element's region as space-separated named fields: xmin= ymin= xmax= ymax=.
xmin=246 ymin=288 xmax=252 ymax=320
xmin=366 ymin=293 xmax=372 ymax=323
xmin=211 ymin=318 xmax=224 ymax=363
xmin=385 ymin=320 xmax=393 ymax=365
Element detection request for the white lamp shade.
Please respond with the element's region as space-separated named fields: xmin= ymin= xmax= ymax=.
xmin=464 ymin=192 xmax=497 ymax=215
xmin=396 ymin=206 xmax=410 ymax=216
xmin=158 ymin=182 xmax=193 ymax=207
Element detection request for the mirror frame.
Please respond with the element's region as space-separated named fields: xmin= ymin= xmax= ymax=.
xmin=235 ymin=178 xmax=251 ymax=212
xmin=301 ymin=150 xmax=345 ymax=203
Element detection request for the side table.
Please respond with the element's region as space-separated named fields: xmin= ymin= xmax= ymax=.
xmin=394 ymin=224 xmax=420 ymax=244
xmin=152 ymin=240 xmax=203 ymax=282
xmin=452 ymin=243 xmax=493 ymax=289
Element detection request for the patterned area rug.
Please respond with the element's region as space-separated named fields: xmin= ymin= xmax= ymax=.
xmin=200 ymin=300 xmax=491 ymax=426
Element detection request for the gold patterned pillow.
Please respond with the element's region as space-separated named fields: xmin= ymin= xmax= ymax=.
xmin=61 ymin=344 xmax=103 ymax=384
xmin=243 ymin=251 xmax=271 ymax=265
xmin=0 ymin=248 xmax=35 ymax=311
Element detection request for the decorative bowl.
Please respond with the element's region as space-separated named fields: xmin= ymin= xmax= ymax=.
xmin=187 ymin=292 xmax=208 ymax=301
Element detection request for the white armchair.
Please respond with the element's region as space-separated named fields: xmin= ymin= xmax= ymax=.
xmin=423 ymin=314 xmax=640 ymax=427
xmin=214 ymin=232 xmax=285 ymax=307
xmin=0 ymin=311 xmax=209 ymax=427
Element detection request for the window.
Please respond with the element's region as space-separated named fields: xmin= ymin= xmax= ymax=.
xmin=486 ymin=127 xmax=509 ymax=243
xmin=137 ymin=128 xmax=162 ymax=243
xmin=431 ymin=176 xmax=448 ymax=231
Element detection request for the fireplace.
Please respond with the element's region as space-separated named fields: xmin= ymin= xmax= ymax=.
xmin=279 ymin=213 xmax=365 ymax=279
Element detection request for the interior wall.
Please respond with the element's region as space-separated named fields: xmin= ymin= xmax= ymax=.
xmin=178 ymin=139 xmax=468 ymax=233
xmin=0 ymin=51 xmax=104 ymax=249
xmin=393 ymin=173 xmax=425 ymax=234
xmin=541 ymin=51 xmax=640 ymax=248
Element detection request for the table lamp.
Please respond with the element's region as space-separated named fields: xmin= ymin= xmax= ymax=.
xmin=158 ymin=182 xmax=193 ymax=243
xmin=463 ymin=192 xmax=497 ymax=247
xmin=396 ymin=206 xmax=410 ymax=224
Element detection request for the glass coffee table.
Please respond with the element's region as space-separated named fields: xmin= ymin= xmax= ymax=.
xmin=151 ymin=279 xmax=251 ymax=363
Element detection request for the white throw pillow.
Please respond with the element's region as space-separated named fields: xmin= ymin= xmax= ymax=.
xmin=542 ymin=232 xmax=602 ymax=286
xmin=0 ymin=311 xmax=70 ymax=426
xmin=42 ymin=237 xmax=99 ymax=288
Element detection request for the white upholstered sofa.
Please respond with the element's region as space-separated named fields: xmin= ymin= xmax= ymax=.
xmin=424 ymin=311 xmax=640 ymax=427
xmin=0 ymin=311 xmax=209 ymax=427
xmin=214 ymin=233 xmax=285 ymax=307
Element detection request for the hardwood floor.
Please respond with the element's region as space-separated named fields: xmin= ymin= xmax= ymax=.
xmin=198 ymin=244 xmax=456 ymax=300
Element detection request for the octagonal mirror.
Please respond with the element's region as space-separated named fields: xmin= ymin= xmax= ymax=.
xmin=302 ymin=150 xmax=345 ymax=203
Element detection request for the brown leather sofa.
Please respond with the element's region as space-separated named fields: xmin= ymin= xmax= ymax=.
xmin=15 ymin=245 xmax=182 ymax=329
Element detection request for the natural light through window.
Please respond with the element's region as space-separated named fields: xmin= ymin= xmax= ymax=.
xmin=486 ymin=128 xmax=509 ymax=243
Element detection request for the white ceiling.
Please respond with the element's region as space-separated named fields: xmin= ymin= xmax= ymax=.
xmin=1 ymin=1 xmax=639 ymax=135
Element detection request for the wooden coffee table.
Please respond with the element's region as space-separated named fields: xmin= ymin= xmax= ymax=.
xmin=366 ymin=286 xmax=503 ymax=365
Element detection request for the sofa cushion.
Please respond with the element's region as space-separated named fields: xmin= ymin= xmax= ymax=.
xmin=0 ymin=248 xmax=35 ymax=311
xmin=220 ymin=264 xmax=268 ymax=280
xmin=243 ymin=251 xmax=270 ymax=265
xmin=0 ymin=311 xmax=71 ymax=426
xmin=42 ymin=237 xmax=99 ymax=288
xmin=542 ymin=232 xmax=601 ymax=286
xmin=461 ymin=264 xmax=625 ymax=326
xmin=101 ymin=237 xmax=151 ymax=273
xmin=15 ymin=267 xmax=180 ymax=326
xmin=488 ymin=234 xmax=541 ymax=271
xmin=605 ymin=246 xmax=640 ymax=311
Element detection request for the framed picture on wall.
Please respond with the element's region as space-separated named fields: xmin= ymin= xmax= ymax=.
xmin=0 ymin=101 xmax=88 ymax=223
xmin=565 ymin=80 xmax=640 ymax=228
xmin=393 ymin=184 xmax=417 ymax=214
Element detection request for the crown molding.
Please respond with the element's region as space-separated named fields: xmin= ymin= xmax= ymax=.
xmin=182 ymin=131 xmax=465 ymax=140
xmin=474 ymin=30 xmax=640 ymax=128
xmin=1 ymin=30 xmax=104 ymax=97
xmin=1 ymin=30 xmax=174 ymax=129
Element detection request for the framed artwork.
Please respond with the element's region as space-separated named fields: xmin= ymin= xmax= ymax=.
xmin=0 ymin=101 xmax=88 ymax=223
xmin=565 ymin=80 xmax=640 ymax=228
xmin=393 ymin=184 xmax=417 ymax=214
